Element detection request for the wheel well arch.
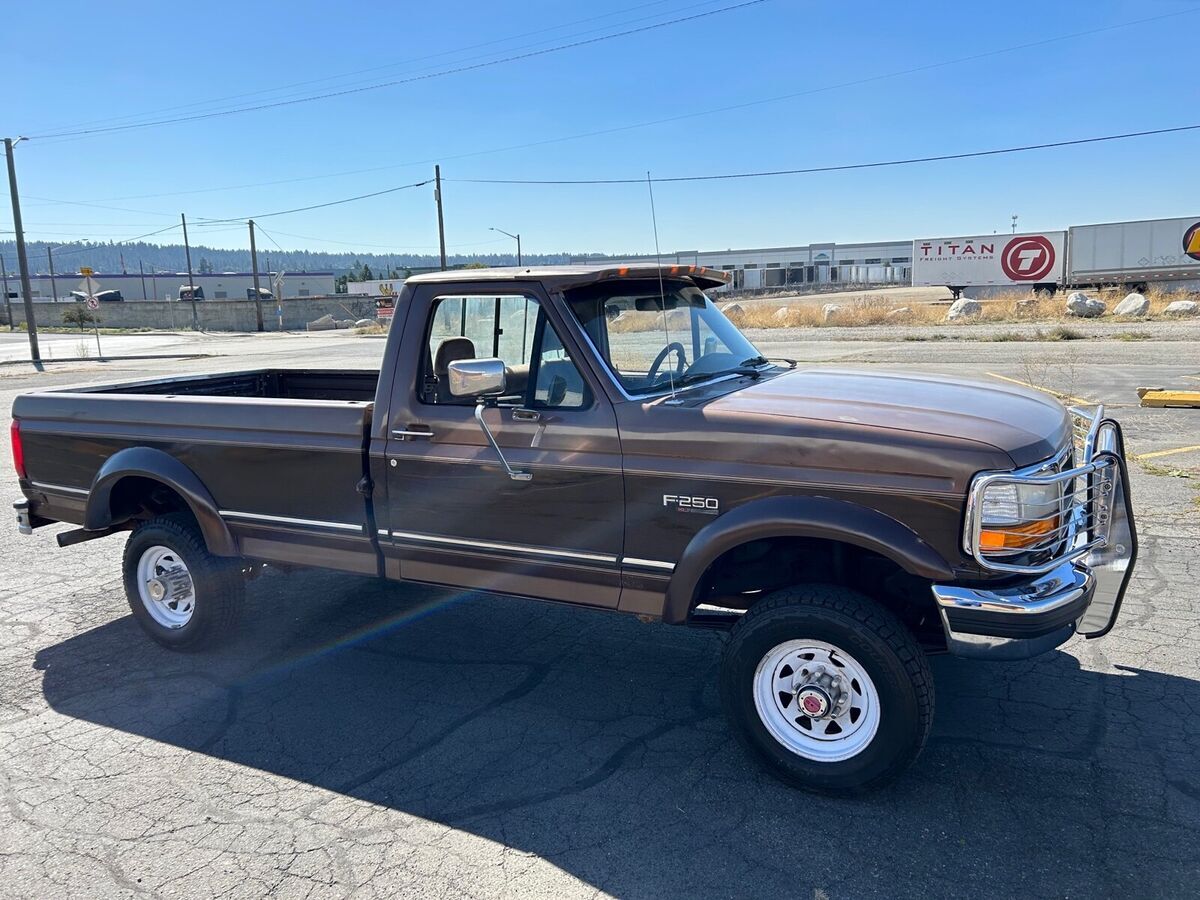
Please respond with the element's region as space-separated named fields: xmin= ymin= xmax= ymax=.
xmin=661 ymin=496 xmax=954 ymax=637
xmin=685 ymin=535 xmax=944 ymax=647
xmin=85 ymin=447 xmax=238 ymax=556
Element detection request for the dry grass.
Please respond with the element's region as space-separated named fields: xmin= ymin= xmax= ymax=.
xmin=714 ymin=284 xmax=1199 ymax=331
xmin=604 ymin=285 xmax=1199 ymax=334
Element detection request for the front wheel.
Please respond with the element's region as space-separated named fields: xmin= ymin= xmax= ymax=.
xmin=122 ymin=512 xmax=245 ymax=651
xmin=720 ymin=585 xmax=933 ymax=795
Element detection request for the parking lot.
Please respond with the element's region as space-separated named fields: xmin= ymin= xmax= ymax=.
xmin=2 ymin=329 xmax=1199 ymax=899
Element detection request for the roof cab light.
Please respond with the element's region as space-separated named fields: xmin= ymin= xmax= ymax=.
xmin=11 ymin=419 xmax=26 ymax=480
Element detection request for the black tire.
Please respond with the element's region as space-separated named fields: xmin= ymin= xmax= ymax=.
xmin=720 ymin=584 xmax=933 ymax=795
xmin=122 ymin=512 xmax=245 ymax=651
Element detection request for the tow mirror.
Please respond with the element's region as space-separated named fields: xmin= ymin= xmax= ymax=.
xmin=446 ymin=359 xmax=531 ymax=483
xmin=447 ymin=358 xmax=507 ymax=398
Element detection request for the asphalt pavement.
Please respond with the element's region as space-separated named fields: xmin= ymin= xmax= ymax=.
xmin=1 ymin=330 xmax=1198 ymax=898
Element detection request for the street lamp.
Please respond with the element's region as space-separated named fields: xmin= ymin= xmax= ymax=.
xmin=489 ymin=227 xmax=522 ymax=267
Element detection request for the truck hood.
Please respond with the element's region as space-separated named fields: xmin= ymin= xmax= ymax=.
xmin=705 ymin=368 xmax=1072 ymax=469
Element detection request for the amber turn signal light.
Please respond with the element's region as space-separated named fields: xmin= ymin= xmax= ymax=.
xmin=979 ymin=516 xmax=1060 ymax=551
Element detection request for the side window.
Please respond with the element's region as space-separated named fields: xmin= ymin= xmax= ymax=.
xmin=423 ymin=294 xmax=587 ymax=409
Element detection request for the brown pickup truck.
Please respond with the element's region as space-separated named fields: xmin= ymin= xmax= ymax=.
xmin=11 ymin=265 xmax=1138 ymax=794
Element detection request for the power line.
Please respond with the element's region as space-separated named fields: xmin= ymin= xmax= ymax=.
xmin=450 ymin=123 xmax=1200 ymax=184
xmin=22 ymin=0 xmax=691 ymax=137
xmin=24 ymin=7 xmax=1194 ymax=206
xmin=27 ymin=223 xmax=181 ymax=260
xmin=192 ymin=179 xmax=433 ymax=223
xmin=27 ymin=1 xmax=770 ymax=140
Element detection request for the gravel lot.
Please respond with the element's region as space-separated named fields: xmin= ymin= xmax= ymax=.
xmin=1 ymin=330 xmax=1198 ymax=899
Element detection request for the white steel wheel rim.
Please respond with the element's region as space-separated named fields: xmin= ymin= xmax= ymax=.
xmin=135 ymin=545 xmax=196 ymax=629
xmin=752 ymin=639 xmax=881 ymax=763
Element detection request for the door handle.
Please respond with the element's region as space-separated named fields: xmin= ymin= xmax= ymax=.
xmin=512 ymin=408 xmax=540 ymax=422
xmin=392 ymin=426 xmax=433 ymax=441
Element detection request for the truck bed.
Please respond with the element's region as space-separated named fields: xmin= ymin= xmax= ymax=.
xmin=13 ymin=368 xmax=380 ymax=575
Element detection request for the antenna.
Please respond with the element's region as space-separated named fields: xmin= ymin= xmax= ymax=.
xmin=646 ymin=171 xmax=676 ymax=399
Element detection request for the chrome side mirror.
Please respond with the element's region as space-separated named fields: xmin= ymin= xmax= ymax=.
xmin=446 ymin=358 xmax=531 ymax=483
xmin=447 ymin=358 xmax=507 ymax=398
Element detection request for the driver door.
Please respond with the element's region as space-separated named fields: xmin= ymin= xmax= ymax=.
xmin=378 ymin=284 xmax=625 ymax=608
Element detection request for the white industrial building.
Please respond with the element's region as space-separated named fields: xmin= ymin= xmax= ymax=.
xmin=571 ymin=240 xmax=912 ymax=291
xmin=7 ymin=270 xmax=336 ymax=302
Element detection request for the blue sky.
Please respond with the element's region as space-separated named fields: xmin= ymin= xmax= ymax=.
xmin=5 ymin=0 xmax=1199 ymax=258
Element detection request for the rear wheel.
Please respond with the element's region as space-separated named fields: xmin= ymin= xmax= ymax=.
xmin=122 ymin=513 xmax=245 ymax=651
xmin=720 ymin=584 xmax=933 ymax=795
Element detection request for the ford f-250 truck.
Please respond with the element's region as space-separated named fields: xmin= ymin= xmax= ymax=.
xmin=11 ymin=265 xmax=1138 ymax=794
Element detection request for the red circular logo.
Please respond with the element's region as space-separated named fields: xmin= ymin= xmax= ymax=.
xmin=1001 ymin=235 xmax=1056 ymax=281
xmin=1183 ymin=221 xmax=1200 ymax=262
xmin=802 ymin=695 xmax=823 ymax=714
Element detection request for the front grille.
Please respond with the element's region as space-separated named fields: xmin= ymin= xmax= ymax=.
xmin=964 ymin=406 xmax=1120 ymax=575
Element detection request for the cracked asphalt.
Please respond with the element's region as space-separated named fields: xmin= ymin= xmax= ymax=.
xmin=1 ymin=330 xmax=1198 ymax=899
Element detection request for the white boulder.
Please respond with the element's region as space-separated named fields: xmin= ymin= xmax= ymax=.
xmin=721 ymin=302 xmax=744 ymax=317
xmin=822 ymin=304 xmax=841 ymax=322
xmin=355 ymin=318 xmax=376 ymax=328
xmin=1164 ymin=299 xmax=1200 ymax=316
xmin=946 ymin=297 xmax=981 ymax=321
xmin=1113 ymin=293 xmax=1149 ymax=317
xmin=886 ymin=307 xmax=910 ymax=319
xmin=1066 ymin=292 xmax=1105 ymax=318
xmin=774 ymin=307 xmax=793 ymax=323
xmin=307 ymin=314 xmax=337 ymax=331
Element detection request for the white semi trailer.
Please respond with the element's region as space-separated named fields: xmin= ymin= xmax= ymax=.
xmin=1066 ymin=216 xmax=1200 ymax=291
xmin=912 ymin=231 xmax=1065 ymax=298
xmin=913 ymin=215 xmax=1200 ymax=296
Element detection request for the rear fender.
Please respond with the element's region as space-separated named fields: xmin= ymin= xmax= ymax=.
xmin=662 ymin=495 xmax=954 ymax=624
xmin=85 ymin=447 xmax=238 ymax=556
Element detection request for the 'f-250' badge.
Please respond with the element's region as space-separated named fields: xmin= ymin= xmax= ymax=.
xmin=663 ymin=494 xmax=720 ymax=515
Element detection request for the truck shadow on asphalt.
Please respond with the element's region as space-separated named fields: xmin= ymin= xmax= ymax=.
xmin=33 ymin=570 xmax=1200 ymax=898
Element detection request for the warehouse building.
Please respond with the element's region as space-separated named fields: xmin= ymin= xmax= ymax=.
xmin=8 ymin=270 xmax=336 ymax=302
xmin=570 ymin=240 xmax=912 ymax=290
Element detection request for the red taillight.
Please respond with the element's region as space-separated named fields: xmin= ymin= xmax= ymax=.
xmin=10 ymin=419 xmax=25 ymax=479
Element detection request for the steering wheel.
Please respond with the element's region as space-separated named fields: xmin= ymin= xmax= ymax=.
xmin=646 ymin=341 xmax=687 ymax=386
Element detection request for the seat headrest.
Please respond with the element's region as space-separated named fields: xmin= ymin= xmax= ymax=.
xmin=434 ymin=337 xmax=476 ymax=373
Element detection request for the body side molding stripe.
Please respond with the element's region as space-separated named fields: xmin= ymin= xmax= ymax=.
xmin=29 ymin=481 xmax=90 ymax=497
xmin=621 ymin=557 xmax=676 ymax=572
xmin=220 ymin=510 xmax=364 ymax=533
xmin=386 ymin=529 xmax=618 ymax=565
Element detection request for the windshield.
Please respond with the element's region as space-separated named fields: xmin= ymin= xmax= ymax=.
xmin=566 ymin=279 xmax=765 ymax=396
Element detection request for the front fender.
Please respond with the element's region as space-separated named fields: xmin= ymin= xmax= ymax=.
xmin=85 ymin=447 xmax=238 ymax=556
xmin=662 ymin=495 xmax=955 ymax=624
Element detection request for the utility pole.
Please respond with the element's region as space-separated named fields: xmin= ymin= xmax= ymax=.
xmin=248 ymin=219 xmax=264 ymax=332
xmin=46 ymin=246 xmax=58 ymax=302
xmin=5 ymin=137 xmax=40 ymax=364
xmin=434 ymin=165 xmax=447 ymax=271
xmin=139 ymin=260 xmax=148 ymax=301
xmin=1 ymin=255 xmax=12 ymax=330
xmin=181 ymin=213 xmax=198 ymax=330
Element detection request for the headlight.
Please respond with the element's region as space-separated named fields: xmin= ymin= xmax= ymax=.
xmin=978 ymin=480 xmax=1063 ymax=551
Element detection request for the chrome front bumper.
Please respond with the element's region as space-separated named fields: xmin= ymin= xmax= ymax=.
xmin=932 ymin=561 xmax=1095 ymax=659
xmin=934 ymin=412 xmax=1138 ymax=660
